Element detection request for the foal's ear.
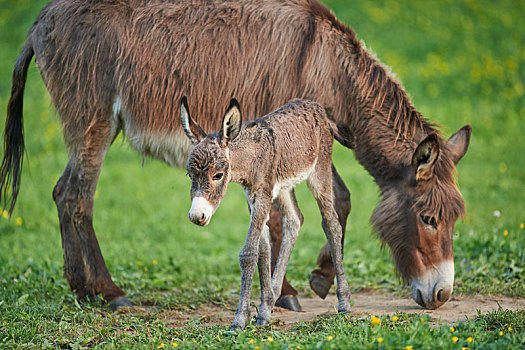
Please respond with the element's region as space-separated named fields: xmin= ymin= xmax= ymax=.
xmin=180 ymin=96 xmax=206 ymax=145
xmin=219 ymin=98 xmax=242 ymax=147
xmin=412 ymin=133 xmax=440 ymax=181
xmin=446 ymin=124 xmax=471 ymax=165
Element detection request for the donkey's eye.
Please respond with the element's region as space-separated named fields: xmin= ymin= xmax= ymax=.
xmin=213 ymin=173 xmax=224 ymax=180
xmin=420 ymin=214 xmax=437 ymax=229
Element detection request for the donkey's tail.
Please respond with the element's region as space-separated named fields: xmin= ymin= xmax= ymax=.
xmin=0 ymin=42 xmax=34 ymax=214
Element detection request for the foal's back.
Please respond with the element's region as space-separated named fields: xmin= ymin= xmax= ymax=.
xmin=230 ymin=99 xmax=334 ymax=190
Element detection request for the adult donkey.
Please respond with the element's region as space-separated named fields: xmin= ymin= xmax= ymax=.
xmin=1 ymin=0 xmax=470 ymax=310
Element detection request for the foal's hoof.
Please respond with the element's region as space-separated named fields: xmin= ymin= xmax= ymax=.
xmin=108 ymin=296 xmax=132 ymax=310
xmin=275 ymin=295 xmax=302 ymax=311
xmin=309 ymin=272 xmax=332 ymax=299
xmin=256 ymin=317 xmax=270 ymax=327
xmin=230 ymin=323 xmax=245 ymax=331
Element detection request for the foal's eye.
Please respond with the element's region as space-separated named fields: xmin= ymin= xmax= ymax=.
xmin=213 ymin=173 xmax=224 ymax=180
xmin=420 ymin=214 xmax=438 ymax=229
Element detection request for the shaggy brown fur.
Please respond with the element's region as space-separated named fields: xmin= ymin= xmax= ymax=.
xmin=1 ymin=0 xmax=470 ymax=309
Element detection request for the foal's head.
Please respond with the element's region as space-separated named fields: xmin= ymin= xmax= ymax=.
xmin=372 ymin=126 xmax=471 ymax=309
xmin=180 ymin=97 xmax=242 ymax=226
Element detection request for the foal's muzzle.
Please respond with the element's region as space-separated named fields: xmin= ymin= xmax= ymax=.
xmin=188 ymin=196 xmax=214 ymax=226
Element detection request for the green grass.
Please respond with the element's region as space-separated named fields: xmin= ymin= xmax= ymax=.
xmin=1 ymin=0 xmax=524 ymax=348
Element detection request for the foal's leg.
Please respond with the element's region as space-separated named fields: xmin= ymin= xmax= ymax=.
xmin=308 ymin=164 xmax=351 ymax=313
xmin=271 ymin=190 xmax=303 ymax=303
xmin=53 ymin=117 xmax=129 ymax=308
xmin=256 ymin=224 xmax=273 ymax=326
xmin=268 ymin=202 xmax=302 ymax=311
xmin=232 ymin=192 xmax=272 ymax=330
xmin=310 ymin=164 xmax=351 ymax=299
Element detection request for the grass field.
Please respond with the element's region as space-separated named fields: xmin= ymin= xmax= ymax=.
xmin=0 ymin=0 xmax=524 ymax=348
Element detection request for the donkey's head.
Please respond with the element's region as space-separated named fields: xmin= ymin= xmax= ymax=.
xmin=180 ymin=97 xmax=242 ymax=226
xmin=372 ymin=125 xmax=471 ymax=309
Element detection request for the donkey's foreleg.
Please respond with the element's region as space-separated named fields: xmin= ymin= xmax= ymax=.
xmin=256 ymin=224 xmax=273 ymax=326
xmin=271 ymin=190 xmax=302 ymax=304
xmin=232 ymin=194 xmax=272 ymax=330
xmin=310 ymin=165 xmax=351 ymax=299
xmin=54 ymin=118 xmax=129 ymax=308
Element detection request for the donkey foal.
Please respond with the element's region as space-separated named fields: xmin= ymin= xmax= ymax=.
xmin=181 ymin=97 xmax=351 ymax=329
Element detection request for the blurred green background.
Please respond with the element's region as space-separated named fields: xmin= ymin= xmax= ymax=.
xmin=0 ymin=0 xmax=523 ymax=322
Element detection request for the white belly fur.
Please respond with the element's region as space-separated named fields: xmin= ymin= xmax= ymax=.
xmin=272 ymin=163 xmax=316 ymax=199
xmin=112 ymin=95 xmax=193 ymax=168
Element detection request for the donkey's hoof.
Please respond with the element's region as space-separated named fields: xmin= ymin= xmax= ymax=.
xmin=309 ymin=272 xmax=332 ymax=299
xmin=275 ymin=295 xmax=302 ymax=311
xmin=108 ymin=296 xmax=132 ymax=310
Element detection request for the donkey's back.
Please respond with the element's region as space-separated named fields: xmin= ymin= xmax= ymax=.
xmin=28 ymin=0 xmax=330 ymax=166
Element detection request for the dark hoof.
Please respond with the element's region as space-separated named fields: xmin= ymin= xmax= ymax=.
xmin=256 ymin=318 xmax=270 ymax=326
xmin=275 ymin=295 xmax=302 ymax=311
xmin=108 ymin=296 xmax=132 ymax=310
xmin=309 ymin=272 xmax=332 ymax=299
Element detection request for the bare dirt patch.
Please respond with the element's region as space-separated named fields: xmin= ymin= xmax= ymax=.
xmin=155 ymin=291 xmax=525 ymax=328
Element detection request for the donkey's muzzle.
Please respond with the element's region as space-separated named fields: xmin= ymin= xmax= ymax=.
xmin=410 ymin=260 xmax=454 ymax=309
xmin=188 ymin=196 xmax=214 ymax=226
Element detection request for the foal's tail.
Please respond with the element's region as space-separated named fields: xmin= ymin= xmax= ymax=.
xmin=0 ymin=42 xmax=34 ymax=214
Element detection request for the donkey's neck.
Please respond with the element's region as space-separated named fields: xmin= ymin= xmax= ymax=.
xmin=339 ymin=43 xmax=437 ymax=187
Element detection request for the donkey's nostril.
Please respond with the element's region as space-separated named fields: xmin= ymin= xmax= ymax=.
xmin=201 ymin=213 xmax=206 ymax=221
xmin=436 ymin=286 xmax=451 ymax=303
xmin=414 ymin=288 xmax=425 ymax=307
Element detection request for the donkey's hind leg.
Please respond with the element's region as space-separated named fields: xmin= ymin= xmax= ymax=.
xmin=53 ymin=117 xmax=129 ymax=308
xmin=308 ymin=164 xmax=351 ymax=313
xmin=310 ymin=164 xmax=350 ymax=299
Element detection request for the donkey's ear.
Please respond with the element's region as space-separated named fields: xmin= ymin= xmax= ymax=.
xmin=219 ymin=98 xmax=242 ymax=147
xmin=446 ymin=124 xmax=471 ymax=165
xmin=412 ymin=133 xmax=440 ymax=181
xmin=180 ymin=96 xmax=206 ymax=145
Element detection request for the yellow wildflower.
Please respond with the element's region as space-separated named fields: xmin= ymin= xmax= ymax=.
xmin=371 ymin=316 xmax=381 ymax=325
xmin=499 ymin=331 xmax=503 ymax=336
xmin=267 ymin=337 xmax=273 ymax=342
xmin=392 ymin=316 xmax=399 ymax=322
xmin=452 ymin=336 xmax=458 ymax=342
xmin=15 ymin=217 xmax=22 ymax=226
xmin=1 ymin=210 xmax=9 ymax=219
xmin=326 ymin=336 xmax=333 ymax=341
xmin=504 ymin=230 xmax=509 ymax=236
xmin=403 ymin=346 xmax=413 ymax=350
xmin=172 ymin=343 xmax=178 ymax=348
xmin=508 ymin=327 xmax=513 ymax=332
xmin=158 ymin=344 xmax=164 ymax=349
xmin=450 ymin=327 xmax=455 ymax=332
xmin=153 ymin=259 xmax=158 ymax=265
xmin=462 ymin=347 xmax=468 ymax=350
xmin=249 ymin=339 xmax=254 ymax=344
xmin=296 ymin=346 xmax=301 ymax=349
xmin=420 ymin=318 xmax=425 ymax=323
xmin=377 ymin=337 xmax=383 ymax=343
xmin=467 ymin=337 xmax=473 ymax=343
xmin=520 ymin=223 xmax=524 ymax=229
xmin=255 ymin=347 xmax=260 ymax=350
